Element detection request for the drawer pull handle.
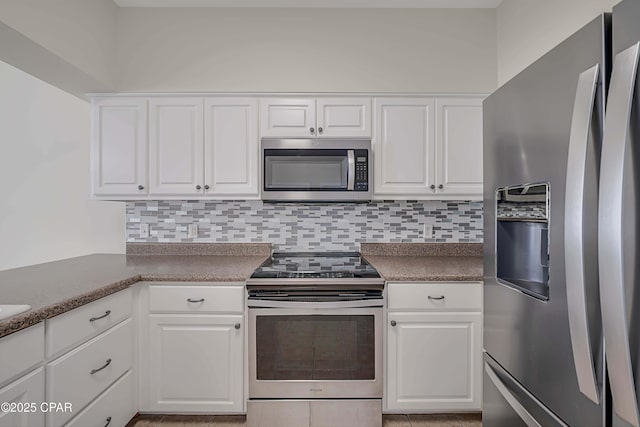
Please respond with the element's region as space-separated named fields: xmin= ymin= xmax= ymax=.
xmin=89 ymin=310 xmax=111 ymax=322
xmin=187 ymin=298 xmax=205 ymax=303
xmin=104 ymin=416 xmax=112 ymax=427
xmin=428 ymin=295 xmax=446 ymax=300
xmin=390 ymin=320 xmax=397 ymax=326
xmin=90 ymin=358 xmax=112 ymax=375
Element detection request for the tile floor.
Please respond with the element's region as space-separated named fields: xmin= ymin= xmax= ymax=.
xmin=126 ymin=413 xmax=482 ymax=427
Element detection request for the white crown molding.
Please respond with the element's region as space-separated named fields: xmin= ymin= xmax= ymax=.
xmin=113 ymin=0 xmax=503 ymax=8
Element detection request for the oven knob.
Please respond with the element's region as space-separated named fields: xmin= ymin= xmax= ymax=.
xmin=390 ymin=320 xmax=397 ymax=327
xmin=234 ymin=323 xmax=241 ymax=330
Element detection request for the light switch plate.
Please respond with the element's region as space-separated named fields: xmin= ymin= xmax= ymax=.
xmin=140 ymin=223 xmax=149 ymax=238
xmin=423 ymin=224 xmax=433 ymax=240
xmin=188 ymin=224 xmax=198 ymax=238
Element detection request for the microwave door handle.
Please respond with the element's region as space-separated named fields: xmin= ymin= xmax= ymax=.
xmin=564 ymin=64 xmax=600 ymax=404
xmin=599 ymin=42 xmax=640 ymax=427
xmin=347 ymin=150 xmax=355 ymax=190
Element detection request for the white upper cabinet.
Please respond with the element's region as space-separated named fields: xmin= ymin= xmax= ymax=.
xmin=90 ymin=94 xmax=481 ymax=200
xmin=374 ymin=98 xmax=436 ymax=196
xmin=435 ymin=97 xmax=483 ymax=198
xmin=373 ymin=96 xmax=483 ymax=200
xmin=316 ymin=98 xmax=371 ymax=138
xmin=149 ymin=98 xmax=204 ymax=196
xmin=91 ymin=98 xmax=147 ymax=197
xmin=260 ymin=98 xmax=316 ymax=137
xmin=204 ymin=98 xmax=259 ymax=197
xmin=260 ymin=97 xmax=371 ymax=138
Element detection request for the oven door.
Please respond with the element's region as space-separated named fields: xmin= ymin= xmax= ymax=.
xmin=248 ymin=302 xmax=383 ymax=399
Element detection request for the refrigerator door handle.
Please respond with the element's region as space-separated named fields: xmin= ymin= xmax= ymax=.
xmin=484 ymin=362 xmax=542 ymax=427
xmin=599 ymin=42 xmax=640 ymax=427
xmin=564 ymin=64 xmax=601 ymax=405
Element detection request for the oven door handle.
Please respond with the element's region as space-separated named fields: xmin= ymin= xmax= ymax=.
xmin=248 ymin=299 xmax=383 ymax=309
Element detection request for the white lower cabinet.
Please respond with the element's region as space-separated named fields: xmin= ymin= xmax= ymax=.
xmin=46 ymin=319 xmax=134 ymax=426
xmin=44 ymin=288 xmax=135 ymax=427
xmin=65 ymin=370 xmax=135 ymax=427
xmin=385 ymin=282 xmax=482 ymax=412
xmin=139 ymin=283 xmax=245 ymax=414
xmin=0 ymin=367 xmax=45 ymax=427
xmin=146 ymin=315 xmax=243 ymax=412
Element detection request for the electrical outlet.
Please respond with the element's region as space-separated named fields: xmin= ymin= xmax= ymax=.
xmin=423 ymin=224 xmax=434 ymax=241
xmin=139 ymin=223 xmax=149 ymax=238
xmin=187 ymin=224 xmax=198 ymax=239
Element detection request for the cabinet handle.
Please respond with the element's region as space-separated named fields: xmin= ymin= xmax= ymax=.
xmin=235 ymin=323 xmax=241 ymax=330
xmin=310 ymin=127 xmax=315 ymax=134
xmin=89 ymin=310 xmax=111 ymax=322
xmin=196 ymin=185 xmax=202 ymax=190
xmin=204 ymin=185 xmax=210 ymax=190
xmin=430 ymin=184 xmax=436 ymax=190
xmin=104 ymin=416 xmax=112 ymax=427
xmin=187 ymin=298 xmax=205 ymax=303
xmin=90 ymin=358 xmax=112 ymax=374
xmin=438 ymin=184 xmax=444 ymax=189
xmin=428 ymin=295 xmax=446 ymax=300
xmin=318 ymin=127 xmax=323 ymax=133
xmin=137 ymin=185 xmax=144 ymax=190
xmin=390 ymin=320 xmax=397 ymax=327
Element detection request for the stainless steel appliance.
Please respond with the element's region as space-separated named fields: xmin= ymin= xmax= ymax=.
xmin=261 ymin=138 xmax=371 ymax=202
xmin=246 ymin=252 xmax=384 ymax=427
xmin=484 ymin=2 xmax=640 ymax=426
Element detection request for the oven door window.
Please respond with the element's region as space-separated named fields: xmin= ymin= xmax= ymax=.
xmin=264 ymin=149 xmax=348 ymax=191
xmin=255 ymin=315 xmax=375 ymax=380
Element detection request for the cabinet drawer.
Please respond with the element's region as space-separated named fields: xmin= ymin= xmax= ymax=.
xmin=46 ymin=318 xmax=133 ymax=427
xmin=387 ymin=282 xmax=482 ymax=311
xmin=46 ymin=288 xmax=132 ymax=358
xmin=65 ymin=370 xmax=135 ymax=427
xmin=149 ymin=284 xmax=244 ymax=313
xmin=0 ymin=323 xmax=44 ymax=386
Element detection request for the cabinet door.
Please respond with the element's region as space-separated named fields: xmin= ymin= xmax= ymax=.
xmin=374 ymin=98 xmax=435 ymax=197
xmin=259 ymin=98 xmax=316 ymax=137
xmin=316 ymin=98 xmax=371 ymax=138
xmin=435 ymin=97 xmax=483 ymax=199
xmin=0 ymin=368 xmax=44 ymax=427
xmin=147 ymin=315 xmax=244 ymax=413
xmin=149 ymin=98 xmax=204 ymax=196
xmin=386 ymin=312 xmax=482 ymax=411
xmin=204 ymin=98 xmax=259 ymax=197
xmin=91 ymin=98 xmax=147 ymax=197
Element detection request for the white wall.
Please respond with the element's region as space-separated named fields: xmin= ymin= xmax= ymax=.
xmin=497 ymin=0 xmax=620 ymax=86
xmin=116 ymin=8 xmax=497 ymax=93
xmin=0 ymin=61 xmax=125 ymax=271
xmin=0 ymin=0 xmax=118 ymax=92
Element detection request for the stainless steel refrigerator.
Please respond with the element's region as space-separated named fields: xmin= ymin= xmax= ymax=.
xmin=483 ymin=1 xmax=640 ymax=426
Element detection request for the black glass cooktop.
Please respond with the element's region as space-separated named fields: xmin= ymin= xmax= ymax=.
xmin=250 ymin=252 xmax=381 ymax=279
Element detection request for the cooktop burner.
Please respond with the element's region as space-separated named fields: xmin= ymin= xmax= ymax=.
xmin=250 ymin=252 xmax=381 ymax=279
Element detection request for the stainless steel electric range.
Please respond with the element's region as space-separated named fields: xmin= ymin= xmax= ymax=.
xmin=246 ymin=252 xmax=384 ymax=427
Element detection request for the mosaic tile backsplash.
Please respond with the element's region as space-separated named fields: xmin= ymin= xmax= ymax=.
xmin=126 ymin=201 xmax=484 ymax=252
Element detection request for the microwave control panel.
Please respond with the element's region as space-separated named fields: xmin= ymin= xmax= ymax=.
xmin=354 ymin=150 xmax=369 ymax=191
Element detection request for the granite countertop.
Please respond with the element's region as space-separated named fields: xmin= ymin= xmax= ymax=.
xmin=0 ymin=242 xmax=484 ymax=338
xmin=361 ymin=243 xmax=483 ymax=282
xmin=0 ymin=243 xmax=271 ymax=338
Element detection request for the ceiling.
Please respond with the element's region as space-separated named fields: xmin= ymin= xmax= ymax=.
xmin=113 ymin=0 xmax=503 ymax=8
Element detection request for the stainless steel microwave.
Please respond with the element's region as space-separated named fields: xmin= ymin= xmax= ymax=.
xmin=261 ymin=138 xmax=372 ymax=202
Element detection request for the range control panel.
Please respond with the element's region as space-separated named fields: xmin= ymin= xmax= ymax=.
xmin=354 ymin=149 xmax=369 ymax=191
